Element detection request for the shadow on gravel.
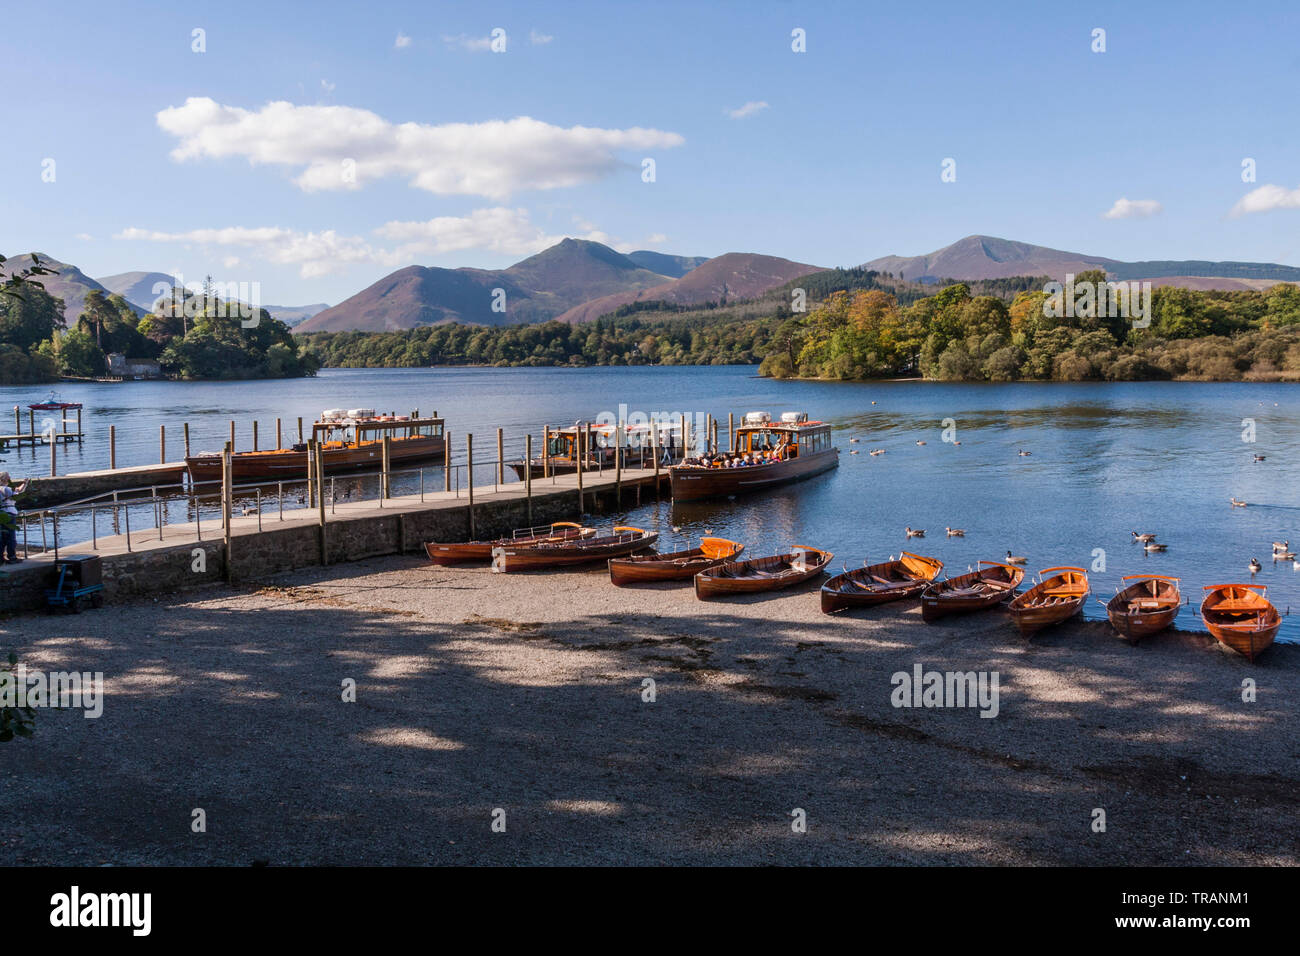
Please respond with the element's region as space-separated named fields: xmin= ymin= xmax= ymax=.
xmin=3 ymin=574 xmax=1298 ymax=867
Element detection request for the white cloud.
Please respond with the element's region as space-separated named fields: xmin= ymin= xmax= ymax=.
xmin=530 ymin=30 xmax=553 ymax=45
xmin=1229 ymin=184 xmax=1300 ymax=217
xmin=727 ymin=100 xmax=769 ymax=119
xmin=442 ymin=33 xmax=492 ymax=52
xmin=116 ymin=226 xmax=385 ymax=278
xmin=320 ymin=79 xmax=335 ymax=93
xmin=1102 ymin=197 xmax=1163 ymax=220
xmin=155 ymin=97 xmax=684 ymax=200
xmin=394 ymin=33 xmax=411 ymax=49
xmin=115 ymin=208 xmax=627 ymax=276
xmin=222 ymin=256 xmax=241 ymax=268
xmin=75 ymin=232 xmax=93 ymax=241
xmin=645 ymin=233 xmax=668 ymax=245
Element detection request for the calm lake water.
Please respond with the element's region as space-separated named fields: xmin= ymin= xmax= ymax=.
xmin=6 ymin=366 xmax=1300 ymax=641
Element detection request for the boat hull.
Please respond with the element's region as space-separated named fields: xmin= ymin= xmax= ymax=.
xmin=669 ymin=449 xmax=839 ymax=501
xmin=820 ymin=553 xmax=943 ymax=613
xmin=424 ymin=524 xmax=593 ymax=565
xmin=1008 ymin=568 xmax=1089 ymax=636
xmin=1200 ymin=585 xmax=1280 ymax=662
xmin=607 ymin=539 xmax=743 ymax=586
xmin=919 ymin=563 xmax=1024 ymax=622
xmin=492 ymin=531 xmax=658 ymax=572
xmin=1106 ymin=577 xmax=1181 ymax=641
xmin=187 ymin=435 xmax=446 ymax=484
xmin=694 ymin=549 xmax=832 ymax=600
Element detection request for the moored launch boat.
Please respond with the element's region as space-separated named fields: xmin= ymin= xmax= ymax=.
xmin=920 ymin=560 xmax=1024 ymax=622
xmin=186 ymin=409 xmax=446 ymax=483
xmin=491 ymin=526 xmax=658 ymax=572
xmin=607 ymin=537 xmax=744 ymax=586
xmin=1007 ymin=566 xmax=1090 ymax=636
xmin=669 ymin=411 xmax=839 ymax=502
xmin=820 ymin=552 xmax=943 ymax=613
xmin=1200 ymin=584 xmax=1280 ymax=662
xmin=424 ymin=522 xmax=594 ymax=565
xmin=1105 ymin=575 xmax=1181 ymax=642
xmin=694 ymin=545 xmax=833 ymax=599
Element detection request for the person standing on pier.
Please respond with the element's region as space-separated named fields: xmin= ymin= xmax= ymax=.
xmin=0 ymin=472 xmax=29 ymax=564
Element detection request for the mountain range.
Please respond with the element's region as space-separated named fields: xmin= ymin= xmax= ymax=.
xmin=863 ymin=235 xmax=1300 ymax=290
xmin=297 ymin=239 xmax=702 ymax=332
xmin=8 ymin=235 xmax=1300 ymax=337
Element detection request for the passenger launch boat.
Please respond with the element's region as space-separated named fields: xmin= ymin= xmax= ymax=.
xmin=820 ymin=552 xmax=943 ymax=613
xmin=1105 ymin=575 xmax=1181 ymax=642
xmin=694 ymin=545 xmax=833 ymax=599
xmin=509 ymin=420 xmax=684 ymax=479
xmin=424 ymin=522 xmax=594 ymax=565
xmin=1199 ymin=584 xmax=1280 ymax=662
xmin=669 ymin=412 xmax=838 ymax=502
xmin=919 ymin=560 xmax=1024 ymax=622
xmin=490 ymin=526 xmax=658 ymax=572
xmin=607 ymin=537 xmax=744 ymax=586
xmin=186 ymin=408 xmax=446 ymax=483
xmin=1007 ymin=566 xmax=1090 ymax=636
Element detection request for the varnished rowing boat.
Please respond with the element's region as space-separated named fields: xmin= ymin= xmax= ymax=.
xmin=820 ymin=552 xmax=943 ymax=613
xmin=491 ymin=526 xmax=658 ymax=572
xmin=607 ymin=537 xmax=744 ymax=587
xmin=424 ymin=522 xmax=593 ymax=565
xmin=920 ymin=560 xmax=1024 ymax=622
xmin=1200 ymin=584 xmax=1280 ymax=662
xmin=694 ymin=545 xmax=833 ymax=600
xmin=1105 ymin=575 xmax=1181 ymax=642
xmin=1008 ymin=566 xmax=1090 ymax=636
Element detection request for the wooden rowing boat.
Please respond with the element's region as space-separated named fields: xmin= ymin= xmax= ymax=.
xmin=1200 ymin=583 xmax=1280 ymax=662
xmin=820 ymin=551 xmax=943 ymax=613
xmin=607 ymin=537 xmax=744 ymax=587
xmin=1007 ymin=566 xmax=1090 ymax=636
xmin=694 ymin=545 xmax=833 ymax=600
xmin=491 ymin=526 xmax=658 ymax=572
xmin=424 ymin=522 xmax=593 ymax=565
xmin=919 ymin=560 xmax=1024 ymax=622
xmin=1105 ymin=575 xmax=1181 ymax=642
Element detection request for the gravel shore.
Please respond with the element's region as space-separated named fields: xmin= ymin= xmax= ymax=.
xmin=3 ymin=554 xmax=1297 ymax=866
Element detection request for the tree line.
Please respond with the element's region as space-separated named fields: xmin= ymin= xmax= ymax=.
xmin=0 ymin=262 xmax=318 ymax=383
xmin=760 ymin=272 xmax=1300 ymax=382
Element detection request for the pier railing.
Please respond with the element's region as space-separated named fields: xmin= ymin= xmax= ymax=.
xmin=16 ymin=426 xmax=683 ymax=561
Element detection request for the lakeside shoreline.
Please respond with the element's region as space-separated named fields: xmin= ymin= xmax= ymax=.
xmin=5 ymin=554 xmax=1296 ymax=865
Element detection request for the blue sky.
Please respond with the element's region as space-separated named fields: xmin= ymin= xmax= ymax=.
xmin=3 ymin=0 xmax=1299 ymax=305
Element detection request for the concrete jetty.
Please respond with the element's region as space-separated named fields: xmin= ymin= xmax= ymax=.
xmin=0 ymin=466 xmax=666 ymax=613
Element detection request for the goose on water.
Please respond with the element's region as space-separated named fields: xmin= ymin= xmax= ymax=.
xmin=1144 ymin=542 xmax=1167 ymax=552
xmin=945 ymin=527 xmax=965 ymax=537
xmin=905 ymin=527 xmax=926 ymax=538
xmin=1272 ymin=540 xmax=1290 ymax=552
xmin=1249 ymin=558 xmax=1262 ymax=574
xmin=1230 ymin=497 xmax=1247 ymax=508
xmin=1131 ymin=531 xmax=1157 ymax=543
xmin=1005 ymin=551 xmax=1027 ymax=565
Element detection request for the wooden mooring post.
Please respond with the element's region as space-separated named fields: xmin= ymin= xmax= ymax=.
xmin=444 ymin=429 xmax=452 ymax=492
xmin=543 ymin=425 xmax=550 ymax=479
xmin=183 ymin=422 xmax=191 ymax=460
xmin=49 ymin=432 xmax=56 ymax=477
xmin=381 ymin=434 xmax=392 ymax=500
xmin=728 ymin=412 xmax=734 ymax=453
xmin=576 ymin=423 xmax=585 ymax=513
xmin=109 ymin=425 xmax=116 ymax=469
xmin=466 ymin=433 xmax=475 ymax=538
xmin=253 ymin=420 xmax=259 ymax=451
xmin=276 ymin=418 xmax=282 ymax=449
xmin=222 ymin=441 xmax=233 ymax=583
xmin=159 ymin=425 xmax=165 ymax=463
xmin=496 ymin=428 xmax=504 ymax=488
xmin=315 ymin=438 xmax=328 ymax=565
xmin=525 ymin=433 xmax=533 ymax=524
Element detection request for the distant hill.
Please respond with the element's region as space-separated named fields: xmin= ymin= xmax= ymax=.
xmin=97 ymin=270 xmax=175 ymax=312
xmin=625 ymin=250 xmax=710 ymax=278
xmin=264 ymin=303 xmax=330 ymax=326
xmin=864 ymin=235 xmax=1300 ymax=288
xmin=1 ymin=253 xmax=141 ymax=326
xmin=297 ymin=238 xmax=672 ymax=332
xmin=555 ymin=252 xmax=825 ymax=324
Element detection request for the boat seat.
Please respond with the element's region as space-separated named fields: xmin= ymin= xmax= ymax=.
xmin=1042 ymin=586 xmax=1086 ymax=597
